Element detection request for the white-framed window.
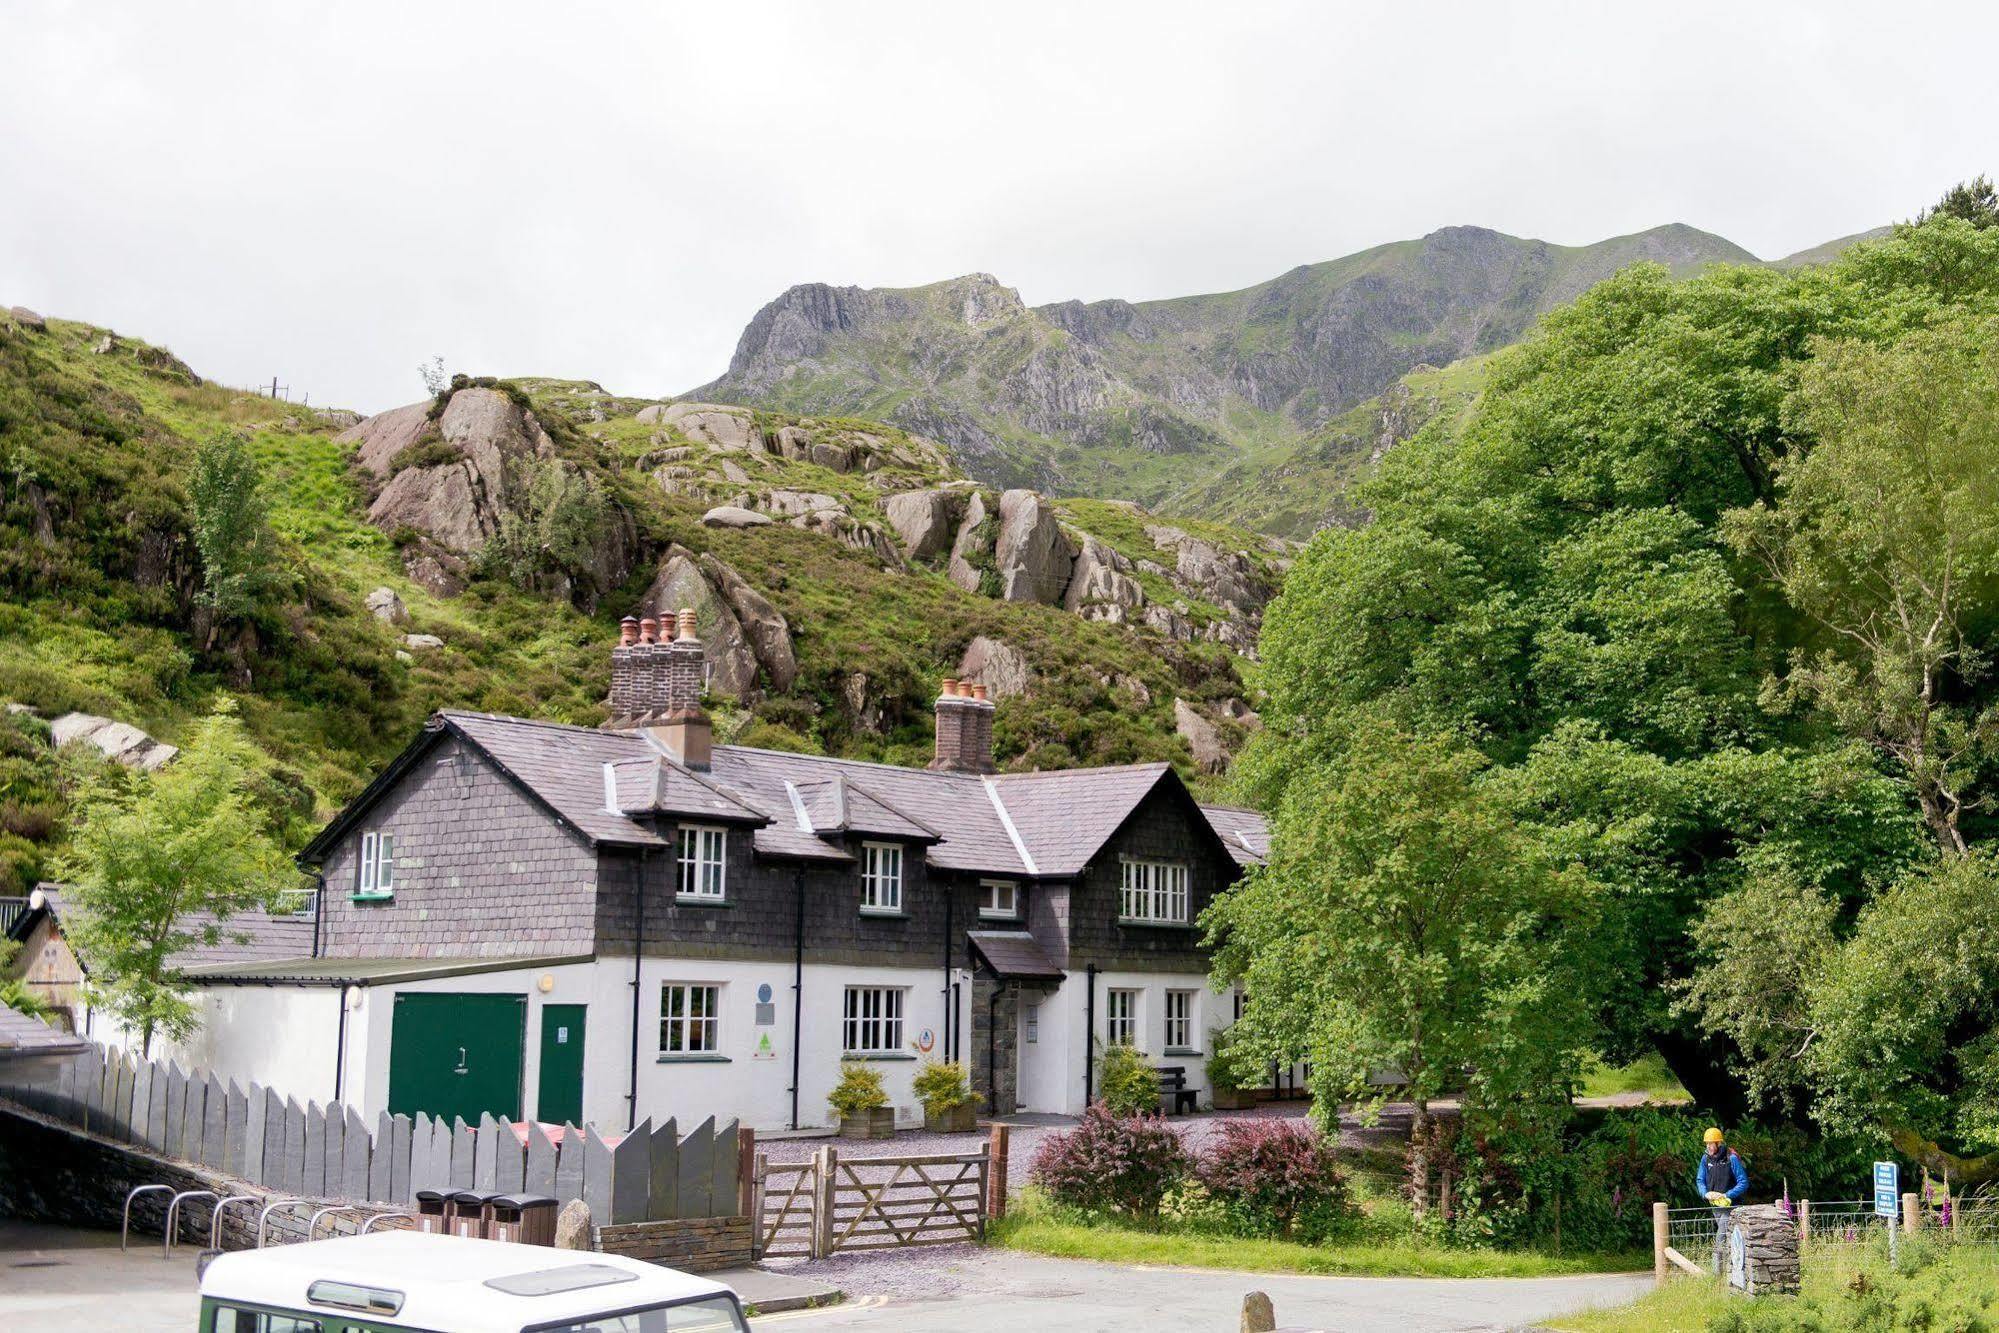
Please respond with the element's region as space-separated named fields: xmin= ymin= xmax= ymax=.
xmin=1119 ymin=858 xmax=1189 ymax=924
xmin=1024 ymin=1002 xmax=1039 ymax=1044
xmin=677 ymin=825 xmax=727 ymax=899
xmin=660 ymin=983 xmax=720 ymax=1054
xmin=861 ymin=842 xmax=902 ymax=913
xmin=1164 ymin=989 xmax=1196 ymax=1051
xmin=356 ymin=831 xmax=395 ymax=899
xmin=842 ymin=986 xmax=904 ymax=1055
xmin=978 ymin=880 xmax=1019 ymax=918
xmin=1105 ymin=988 xmax=1139 ymax=1047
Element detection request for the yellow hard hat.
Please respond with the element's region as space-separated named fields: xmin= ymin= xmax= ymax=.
xmin=1704 ymin=1127 xmax=1725 ymax=1145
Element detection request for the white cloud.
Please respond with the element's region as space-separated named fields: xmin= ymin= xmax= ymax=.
xmin=0 ymin=0 xmax=1991 ymax=412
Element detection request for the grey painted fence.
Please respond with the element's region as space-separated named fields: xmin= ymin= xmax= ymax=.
xmin=0 ymin=1042 xmax=739 ymax=1224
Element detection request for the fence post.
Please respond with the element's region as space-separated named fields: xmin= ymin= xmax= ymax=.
xmin=987 ymin=1124 xmax=1010 ymax=1221
xmin=812 ymin=1145 xmax=837 ymax=1260
xmin=737 ymin=1128 xmax=757 ymax=1218
xmin=1798 ymin=1199 xmax=1810 ymax=1255
xmin=1903 ymin=1192 xmax=1920 ymax=1234
xmin=1652 ymin=1202 xmax=1669 ymax=1286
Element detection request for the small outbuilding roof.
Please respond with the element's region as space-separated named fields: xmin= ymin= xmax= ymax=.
xmin=967 ymin=930 xmax=1065 ymax=981
xmin=0 ymin=1002 xmax=90 ymax=1061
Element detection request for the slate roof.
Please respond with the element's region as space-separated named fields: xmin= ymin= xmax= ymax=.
xmin=1200 ymin=804 xmax=1271 ymax=866
xmin=15 ymin=886 xmax=317 ymax=969
xmin=185 ymin=953 xmax=593 ymax=986
xmin=309 ymin=710 xmax=1269 ymax=882
xmin=967 ymin=930 xmax=1065 ymax=980
xmin=0 ymin=1002 xmax=90 ymax=1059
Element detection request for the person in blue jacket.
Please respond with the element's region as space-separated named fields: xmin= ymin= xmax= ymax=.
xmin=1697 ymin=1126 xmax=1749 ymax=1272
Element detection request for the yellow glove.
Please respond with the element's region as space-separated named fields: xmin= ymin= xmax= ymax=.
xmin=1707 ymin=1192 xmax=1732 ymax=1208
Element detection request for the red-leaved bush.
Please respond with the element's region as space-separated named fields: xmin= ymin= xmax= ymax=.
xmin=1030 ymin=1104 xmax=1191 ymax=1218
xmin=1196 ymin=1117 xmax=1349 ymax=1238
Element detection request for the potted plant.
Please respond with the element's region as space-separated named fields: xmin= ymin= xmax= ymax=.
xmin=829 ymin=1061 xmax=895 ymax=1139
xmin=913 ymin=1058 xmax=978 ymax=1132
xmin=1207 ymin=1029 xmax=1255 ymax=1110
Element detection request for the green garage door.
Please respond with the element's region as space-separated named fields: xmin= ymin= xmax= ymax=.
xmin=387 ymin=992 xmax=527 ymax=1123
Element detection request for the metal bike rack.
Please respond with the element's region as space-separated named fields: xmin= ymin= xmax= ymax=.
xmin=210 ymin=1195 xmax=263 ymax=1251
xmin=163 ymin=1190 xmax=220 ymax=1258
xmin=360 ymin=1211 xmax=413 ymax=1234
xmin=256 ymin=1198 xmax=312 ymax=1248
xmin=122 ymin=1185 xmax=174 ymax=1253
xmin=306 ymin=1205 xmax=359 ymax=1240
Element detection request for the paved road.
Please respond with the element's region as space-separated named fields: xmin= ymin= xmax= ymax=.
xmin=0 ymin=1222 xmax=1644 ymax=1333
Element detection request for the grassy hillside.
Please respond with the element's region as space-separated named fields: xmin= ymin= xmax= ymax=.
xmin=0 ymin=310 xmax=1262 ymax=893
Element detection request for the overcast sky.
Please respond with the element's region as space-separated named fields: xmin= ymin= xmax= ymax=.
xmin=2 ymin=1 xmax=1992 ymax=414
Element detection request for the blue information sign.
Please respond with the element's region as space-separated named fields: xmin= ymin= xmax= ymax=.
xmin=1874 ymin=1161 xmax=1900 ymax=1219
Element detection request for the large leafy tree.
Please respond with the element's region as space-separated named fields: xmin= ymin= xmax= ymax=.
xmin=1208 ymin=718 xmax=1594 ymax=1202
xmin=54 ymin=699 xmax=295 ymax=1055
xmin=186 ymin=431 xmax=276 ymax=633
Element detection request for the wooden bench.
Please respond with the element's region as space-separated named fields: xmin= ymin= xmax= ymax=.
xmin=1153 ymin=1065 xmax=1198 ymax=1115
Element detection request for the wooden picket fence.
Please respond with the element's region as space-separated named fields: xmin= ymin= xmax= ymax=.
xmin=752 ymin=1141 xmax=991 ymax=1259
xmin=0 ymin=1040 xmax=742 ymax=1224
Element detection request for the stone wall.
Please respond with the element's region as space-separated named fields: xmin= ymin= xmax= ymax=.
xmin=595 ymin=1216 xmax=752 ymax=1272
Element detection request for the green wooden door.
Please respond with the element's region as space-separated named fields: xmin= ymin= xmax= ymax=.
xmin=537 ymin=1003 xmax=587 ymax=1125
xmin=387 ymin=992 xmax=526 ymax=1122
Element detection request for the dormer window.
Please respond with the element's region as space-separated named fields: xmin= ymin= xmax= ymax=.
xmin=979 ymin=880 xmax=1019 ymax=919
xmin=354 ymin=832 xmax=395 ymax=901
xmin=677 ymin=826 xmax=727 ymax=900
xmin=861 ymin=842 xmax=902 ymax=914
xmin=1119 ymin=858 xmax=1189 ymax=924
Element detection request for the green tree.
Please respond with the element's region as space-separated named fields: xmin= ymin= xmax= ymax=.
xmin=1918 ymin=174 xmax=1999 ymax=230
xmin=53 ymin=699 xmax=295 ymax=1055
xmin=1207 ymin=718 xmax=1593 ymax=1205
xmin=482 ymin=460 xmax=618 ymax=607
xmin=1724 ymin=321 xmax=1999 ymax=857
xmin=186 ymin=431 xmax=275 ymax=630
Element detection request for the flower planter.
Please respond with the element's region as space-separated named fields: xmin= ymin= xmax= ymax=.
xmin=1209 ymin=1087 xmax=1255 ymax=1111
xmin=840 ymin=1107 xmax=897 ymax=1140
xmin=923 ymin=1102 xmax=977 ymax=1133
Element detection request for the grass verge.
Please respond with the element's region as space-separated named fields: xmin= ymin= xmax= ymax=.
xmin=991 ymin=1196 xmax=1647 ymax=1280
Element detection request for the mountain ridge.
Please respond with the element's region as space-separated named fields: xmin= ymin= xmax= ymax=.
xmin=692 ymin=222 xmax=1873 ymax=525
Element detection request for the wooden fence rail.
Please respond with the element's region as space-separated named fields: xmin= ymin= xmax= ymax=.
xmin=753 ymin=1139 xmax=993 ymax=1259
xmin=0 ymin=1040 xmax=740 ymax=1224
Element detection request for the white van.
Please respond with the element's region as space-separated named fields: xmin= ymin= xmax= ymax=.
xmin=196 ymin=1232 xmax=751 ymax=1333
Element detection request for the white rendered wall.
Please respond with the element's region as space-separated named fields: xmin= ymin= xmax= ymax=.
xmin=1037 ymin=969 xmax=1233 ymax=1115
xmin=94 ymin=985 xmax=345 ymax=1106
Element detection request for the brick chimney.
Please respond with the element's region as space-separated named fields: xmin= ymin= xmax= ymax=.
xmin=608 ymin=608 xmax=713 ymax=770
xmin=929 ymin=677 xmax=996 ymax=773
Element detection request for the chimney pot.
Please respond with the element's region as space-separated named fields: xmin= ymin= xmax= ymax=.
xmin=619 ymin=616 xmax=640 ymax=647
xmin=639 ymin=617 xmax=659 ymax=645
xmin=971 ymin=683 xmax=988 ymax=701
xmin=676 ymin=607 xmax=699 ymax=641
xmin=940 ymin=677 xmax=959 ymax=698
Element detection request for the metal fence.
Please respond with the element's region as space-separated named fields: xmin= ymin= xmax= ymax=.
xmin=0 ymin=1039 xmax=744 ymax=1224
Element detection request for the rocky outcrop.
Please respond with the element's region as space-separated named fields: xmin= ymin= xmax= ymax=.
xmin=9 ymin=307 xmax=46 ymax=333
xmin=702 ymin=505 xmax=772 ymax=528
xmin=882 ymin=489 xmax=958 ymax=561
xmin=789 ymin=509 xmax=902 ymax=566
xmin=636 ymin=546 xmax=759 ymax=699
xmin=50 ymin=713 xmax=177 ymax=771
xmin=1145 ymin=524 xmax=1268 ymax=615
xmin=698 ymin=553 xmax=797 ymax=692
xmin=994 ymin=489 xmax=1074 ymax=604
xmin=365 ymin=587 xmax=408 ymax=624
xmin=1064 ymin=534 xmax=1146 ymax=615
xmin=402 ymin=633 xmax=443 ymax=651
xmin=958 ymin=636 xmax=1031 ymax=699
xmin=946 ymin=492 xmax=993 ymax=594
xmin=1173 ymin=699 xmax=1229 ymax=774
xmin=764 ymin=490 xmax=841 ymax=518
xmin=636 ymin=403 xmax=760 ymax=452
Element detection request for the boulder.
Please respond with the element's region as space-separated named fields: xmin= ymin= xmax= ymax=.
xmin=315 ymin=408 xmax=363 ymax=430
xmin=93 ymin=334 xmax=116 ymax=355
xmin=790 ymin=509 xmax=902 ymax=566
xmin=882 ymin=489 xmax=958 ymax=561
xmin=553 ymin=1199 xmax=592 ymax=1251
xmin=340 ymin=402 xmax=433 ymax=478
xmin=9 ymin=307 xmax=45 ymax=333
xmin=50 ymin=713 xmax=177 ymax=771
xmin=1145 ymin=523 xmax=1267 ymax=613
xmin=1063 ymin=534 xmax=1146 ymax=614
xmin=1174 ymin=699 xmax=1229 ymax=773
xmin=842 ymin=673 xmax=884 ymax=734
xmin=640 ymin=403 xmax=759 ymax=452
xmin=698 ymin=553 xmax=798 ymax=692
xmin=958 ymin=636 xmax=1031 ymax=699
xmin=764 ymin=490 xmax=842 ymax=518
xmin=403 ymin=633 xmax=443 ymax=651
xmin=718 ymin=459 xmax=752 ymax=484
xmin=947 ymin=491 xmax=993 ymax=593
xmin=995 ymin=490 xmax=1075 ymax=604
xmin=365 ymin=587 xmax=408 ymax=624
xmin=774 ymin=425 xmax=814 ymax=461
xmin=352 ymin=388 xmax=556 ymax=561
xmin=810 ymin=442 xmax=855 ymax=473
xmin=635 ymin=546 xmax=759 ymax=698
xmin=1143 ymin=604 xmax=1197 ymax=641
xmin=702 ymin=505 xmax=772 ymax=528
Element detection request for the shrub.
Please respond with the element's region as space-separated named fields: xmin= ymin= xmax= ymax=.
xmin=1205 ymin=1027 xmax=1245 ymax=1093
xmin=1030 ymin=1104 xmax=1191 ymax=1218
xmin=912 ymin=1059 xmax=974 ymax=1116
xmin=1097 ymin=1041 xmax=1158 ymax=1116
xmin=1196 ymin=1116 xmax=1351 ymax=1239
xmin=828 ymin=1062 xmax=888 ymax=1120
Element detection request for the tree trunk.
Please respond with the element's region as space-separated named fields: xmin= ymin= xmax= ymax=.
xmin=1653 ymin=1031 xmax=1752 ymax=1124
xmin=1410 ymin=1096 xmax=1431 ymax=1219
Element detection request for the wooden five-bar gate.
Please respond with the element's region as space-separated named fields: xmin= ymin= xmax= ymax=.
xmin=752 ymin=1130 xmax=1006 ymax=1259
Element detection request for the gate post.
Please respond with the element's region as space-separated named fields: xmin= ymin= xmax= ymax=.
xmin=737 ymin=1128 xmax=757 ymax=1218
xmin=1798 ymin=1200 xmax=1811 ymax=1255
xmin=1652 ymin=1202 xmax=1668 ymax=1286
xmin=749 ymin=1153 xmax=767 ymax=1260
xmin=987 ymin=1125 xmax=1010 ymax=1221
xmin=1903 ymin=1192 xmax=1920 ymax=1234
xmin=812 ymin=1145 xmax=837 ymax=1259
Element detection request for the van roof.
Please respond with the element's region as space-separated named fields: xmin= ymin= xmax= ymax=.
xmin=199 ymin=1233 xmax=736 ymax=1331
